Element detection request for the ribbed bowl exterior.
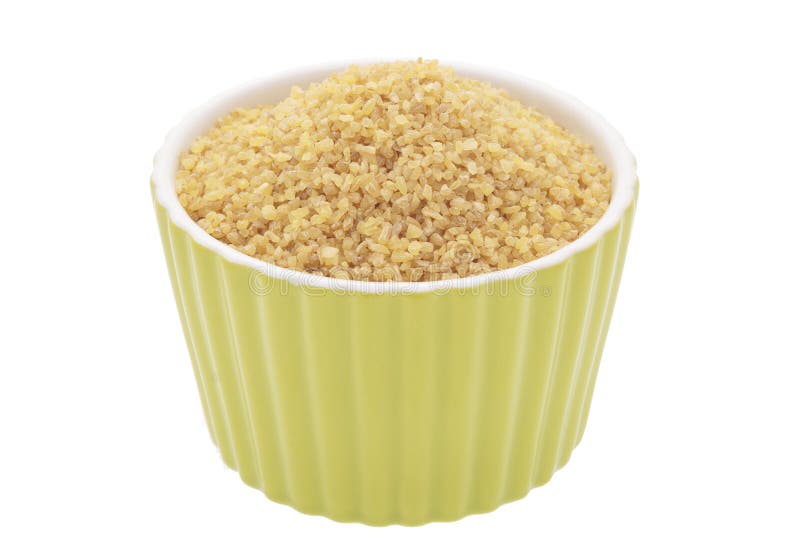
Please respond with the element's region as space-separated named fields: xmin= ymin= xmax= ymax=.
xmin=153 ymin=188 xmax=636 ymax=525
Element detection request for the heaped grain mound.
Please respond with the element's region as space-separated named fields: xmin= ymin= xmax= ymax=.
xmin=176 ymin=60 xmax=612 ymax=282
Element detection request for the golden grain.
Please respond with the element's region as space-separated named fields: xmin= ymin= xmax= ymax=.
xmin=177 ymin=60 xmax=611 ymax=282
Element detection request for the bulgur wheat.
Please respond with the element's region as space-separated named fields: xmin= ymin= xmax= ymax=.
xmin=176 ymin=60 xmax=612 ymax=282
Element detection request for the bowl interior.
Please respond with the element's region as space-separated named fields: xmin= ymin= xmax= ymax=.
xmin=152 ymin=61 xmax=637 ymax=294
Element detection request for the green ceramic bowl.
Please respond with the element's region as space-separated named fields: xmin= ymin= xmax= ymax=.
xmin=151 ymin=62 xmax=637 ymax=525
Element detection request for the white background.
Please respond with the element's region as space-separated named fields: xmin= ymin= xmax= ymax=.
xmin=1 ymin=1 xmax=798 ymax=532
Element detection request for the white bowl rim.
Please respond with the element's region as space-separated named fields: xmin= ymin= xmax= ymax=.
xmin=152 ymin=60 xmax=637 ymax=295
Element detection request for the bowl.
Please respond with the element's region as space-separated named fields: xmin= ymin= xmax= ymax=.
xmin=151 ymin=61 xmax=638 ymax=525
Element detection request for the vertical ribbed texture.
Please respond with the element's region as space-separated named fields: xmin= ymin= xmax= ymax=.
xmin=154 ymin=189 xmax=636 ymax=526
